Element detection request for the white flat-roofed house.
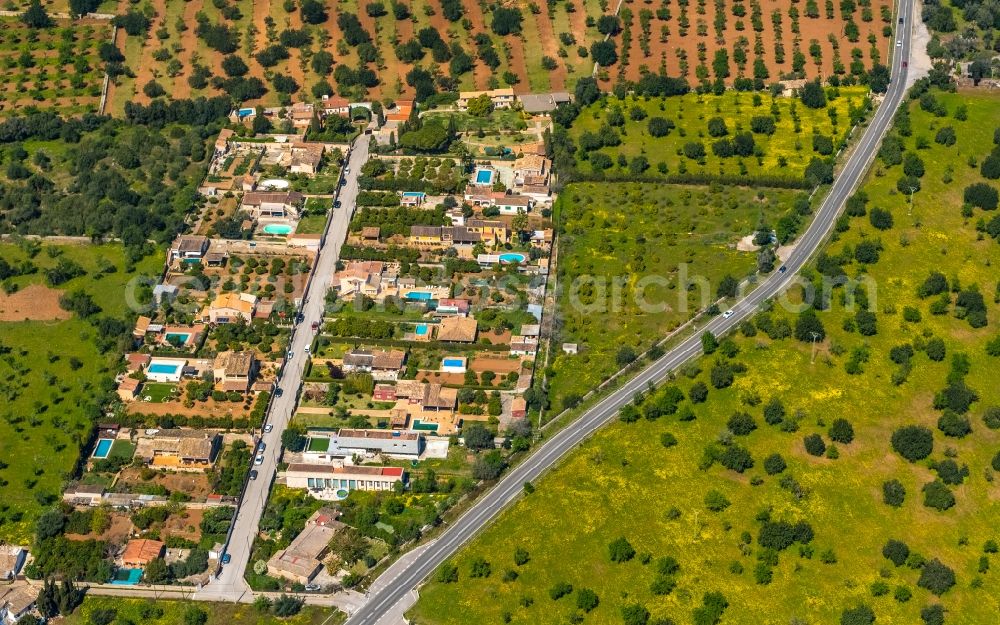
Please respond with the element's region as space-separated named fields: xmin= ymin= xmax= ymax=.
xmin=285 ymin=464 xmax=406 ymax=500
xmin=495 ymin=195 xmax=533 ymax=215
xmin=169 ymin=235 xmax=210 ymax=264
xmin=335 ymin=428 xmax=423 ymax=458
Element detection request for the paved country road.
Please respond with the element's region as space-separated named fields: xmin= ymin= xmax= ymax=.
xmin=196 ymin=135 xmax=371 ymax=602
xmin=346 ymin=3 xmax=915 ymax=623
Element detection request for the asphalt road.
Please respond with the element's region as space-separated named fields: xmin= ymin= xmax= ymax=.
xmin=197 ymin=136 xmax=370 ymax=602
xmin=346 ymin=3 xmax=914 ymax=623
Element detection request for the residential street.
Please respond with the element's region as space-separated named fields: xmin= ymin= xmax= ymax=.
xmin=195 ymin=135 xmax=370 ymax=603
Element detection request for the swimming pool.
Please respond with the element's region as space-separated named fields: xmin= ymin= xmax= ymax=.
xmin=412 ymin=419 xmax=439 ymax=432
xmin=147 ymin=359 xmax=184 ymax=382
xmin=92 ymin=438 xmax=113 ymax=459
xmin=475 ymin=168 xmax=495 ymax=185
xmin=402 ymin=191 xmax=425 ymax=199
xmin=406 ymin=291 xmax=433 ymax=300
xmin=260 ymin=178 xmax=290 ymax=190
xmin=164 ymin=332 xmax=190 ymax=344
xmin=111 ymin=568 xmax=143 ymax=585
xmin=414 ymin=323 xmax=429 ymax=336
xmin=498 ymin=252 xmax=526 ymax=264
xmin=263 ymin=223 xmax=294 ymax=235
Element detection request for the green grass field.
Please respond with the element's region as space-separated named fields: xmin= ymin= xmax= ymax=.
xmin=142 ymin=382 xmax=177 ymax=403
xmin=409 ymin=91 xmax=1000 ymax=625
xmin=547 ymin=182 xmax=807 ymax=410
xmin=568 ymin=88 xmax=869 ymax=180
xmin=62 ymin=597 xmax=343 ymax=625
xmin=0 ymin=242 xmax=161 ymax=543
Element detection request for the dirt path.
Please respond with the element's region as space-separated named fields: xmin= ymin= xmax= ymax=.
xmin=172 ymin=0 xmax=202 ymax=100
xmin=534 ymin=12 xmax=566 ymax=90
xmin=284 ymin=3 xmax=307 ymax=98
xmin=461 ymin=1 xmax=490 ymax=89
xmin=505 ymin=33 xmax=530 ymax=90
xmin=906 ymin=0 xmax=933 ymax=87
xmin=393 ymin=6 xmax=416 ymax=97
xmin=131 ymin=0 xmax=167 ymax=103
xmin=242 ymin=0 xmax=272 ymax=106
xmin=103 ymin=0 xmax=132 ymax=111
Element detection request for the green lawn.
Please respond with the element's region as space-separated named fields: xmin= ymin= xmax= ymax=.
xmin=547 ymin=182 xmax=807 ymax=410
xmin=62 ymin=597 xmax=342 ymax=625
xmin=568 ymin=88 xmax=868 ymax=180
xmin=108 ymin=439 xmax=135 ymax=460
xmin=408 ymin=90 xmax=1000 ymax=625
xmin=0 ymin=242 xmax=162 ymax=543
xmin=296 ymin=214 xmax=329 ymax=235
xmin=421 ymin=108 xmax=529 ymax=134
xmin=142 ymin=382 xmax=177 ymax=403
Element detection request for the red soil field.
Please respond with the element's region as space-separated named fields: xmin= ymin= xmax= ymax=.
xmin=610 ymin=0 xmax=893 ymax=86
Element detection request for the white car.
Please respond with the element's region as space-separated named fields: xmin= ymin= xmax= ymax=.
xmin=304 ymin=346 xmax=311 ymax=354
xmin=896 ymin=40 xmax=902 ymax=47
xmin=264 ymin=424 xmax=273 ymax=433
xmin=254 ymin=454 xmax=264 ymax=465
xmin=723 ymin=310 xmax=735 ymax=319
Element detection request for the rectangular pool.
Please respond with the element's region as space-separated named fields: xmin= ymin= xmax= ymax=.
xmin=110 ymin=568 xmax=143 ymax=585
xmin=406 ymin=291 xmax=433 ymax=301
xmin=442 ymin=358 xmax=465 ymax=367
xmin=148 ymin=363 xmax=181 ymax=375
xmin=412 ymin=420 xmax=439 ymax=432
xmin=414 ymin=324 xmax=429 ymax=336
xmin=164 ymin=332 xmax=190 ymax=344
xmin=92 ymin=438 xmax=113 ymax=459
xmin=475 ymin=169 xmax=494 ymax=184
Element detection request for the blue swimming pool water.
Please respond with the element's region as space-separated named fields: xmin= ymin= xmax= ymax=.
xmin=442 ymin=358 xmax=465 ymax=367
xmin=111 ymin=568 xmax=143 ymax=585
xmin=148 ymin=362 xmax=181 ymax=375
xmin=93 ymin=438 xmax=113 ymax=459
xmin=412 ymin=419 xmax=439 ymax=432
xmin=402 ymin=191 xmax=425 ymax=198
xmin=498 ymin=252 xmax=526 ymax=264
xmin=165 ymin=332 xmax=190 ymax=343
xmin=406 ymin=291 xmax=433 ymax=300
xmin=475 ymin=169 xmax=494 ymax=184
xmin=263 ymin=223 xmax=294 ymax=235
xmin=415 ymin=324 xmax=429 ymax=335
